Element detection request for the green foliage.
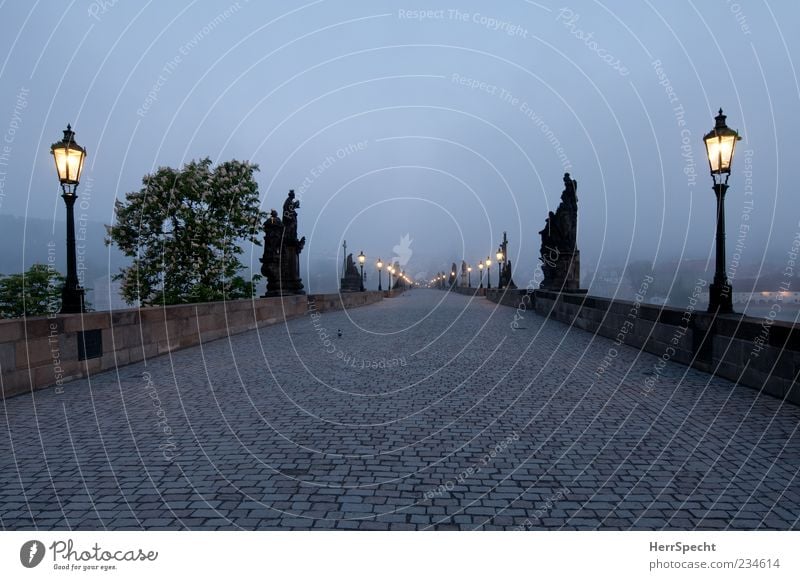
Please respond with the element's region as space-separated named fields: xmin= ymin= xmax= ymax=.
xmin=106 ymin=158 xmax=266 ymax=306
xmin=0 ymin=264 xmax=64 ymax=318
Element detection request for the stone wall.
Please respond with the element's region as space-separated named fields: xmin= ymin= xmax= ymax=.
xmin=521 ymin=289 xmax=799 ymax=404
xmin=451 ymin=286 xmax=485 ymax=297
xmin=0 ymin=291 xmax=383 ymax=399
xmin=485 ymin=288 xmax=530 ymax=307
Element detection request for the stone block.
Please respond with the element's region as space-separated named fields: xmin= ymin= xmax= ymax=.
xmin=57 ymin=332 xmax=78 ymax=360
xmin=0 ymin=319 xmax=24 ymax=343
xmin=16 ymin=337 xmax=53 ymax=367
xmin=126 ymin=346 xmax=145 ymax=364
xmin=0 ymin=370 xmax=31 ymax=397
xmin=196 ymin=315 xmax=220 ymax=334
xmin=110 ymin=309 xmax=139 ymax=326
xmin=141 ymin=321 xmax=168 ymax=344
xmin=34 ymin=362 xmax=80 ymax=389
xmin=142 ymin=342 xmax=158 ymax=359
xmin=0 ymin=342 xmax=16 ymax=373
xmin=62 ymin=312 xmax=109 ymax=333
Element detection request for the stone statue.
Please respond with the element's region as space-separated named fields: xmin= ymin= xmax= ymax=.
xmin=260 ymin=190 xmax=305 ymax=296
xmin=282 ymin=189 xmax=300 ymax=239
xmin=538 ymin=173 xmax=582 ymax=291
xmin=340 ymin=253 xmax=362 ymax=292
xmin=497 ymin=231 xmax=516 ymax=289
xmin=260 ymin=210 xmax=282 ymax=289
xmin=501 ymin=260 xmax=516 ymax=289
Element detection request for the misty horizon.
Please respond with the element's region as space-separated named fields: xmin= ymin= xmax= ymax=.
xmin=1 ymin=1 xmax=798 ymax=306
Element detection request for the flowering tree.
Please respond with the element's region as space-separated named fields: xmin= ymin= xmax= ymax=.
xmin=107 ymin=158 xmax=266 ymax=305
xmin=0 ymin=264 xmax=64 ymax=318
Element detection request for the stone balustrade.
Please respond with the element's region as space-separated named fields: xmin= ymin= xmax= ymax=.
xmin=0 ymin=291 xmax=383 ymax=399
xmin=485 ymin=287 xmax=800 ymax=404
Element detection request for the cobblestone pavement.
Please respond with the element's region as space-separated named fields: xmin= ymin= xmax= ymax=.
xmin=2 ymin=289 xmax=799 ymax=530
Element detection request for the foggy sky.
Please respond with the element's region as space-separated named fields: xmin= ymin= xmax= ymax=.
xmin=1 ymin=0 xmax=798 ymax=293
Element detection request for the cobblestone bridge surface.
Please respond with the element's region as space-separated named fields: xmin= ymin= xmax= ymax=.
xmin=2 ymin=290 xmax=799 ymax=530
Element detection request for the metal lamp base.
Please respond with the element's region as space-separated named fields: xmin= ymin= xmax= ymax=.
xmin=707 ymin=282 xmax=733 ymax=314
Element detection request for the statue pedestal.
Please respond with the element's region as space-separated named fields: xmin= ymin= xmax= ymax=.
xmin=340 ymin=275 xmax=361 ymax=293
xmin=540 ymin=250 xmax=582 ymax=292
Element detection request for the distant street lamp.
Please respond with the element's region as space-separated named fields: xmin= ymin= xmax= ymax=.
xmin=376 ymin=258 xmax=383 ymax=291
xmin=51 ymin=124 xmax=86 ymax=313
xmin=388 ymin=266 xmax=395 ymax=290
xmin=485 ymin=257 xmax=492 ymax=289
xmin=703 ymin=108 xmax=741 ymax=313
xmin=478 ymin=262 xmax=484 ymax=288
xmin=467 ymin=265 xmax=472 ymax=287
xmin=496 ymin=248 xmax=504 ymax=289
xmin=358 ymin=251 xmax=366 ymax=291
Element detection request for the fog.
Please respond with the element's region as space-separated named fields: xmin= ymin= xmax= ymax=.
xmin=1 ymin=0 xmax=797 ymax=300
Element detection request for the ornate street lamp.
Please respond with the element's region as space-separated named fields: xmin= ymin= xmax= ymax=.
xmin=357 ymin=251 xmax=366 ymax=291
xmin=485 ymin=257 xmax=492 ymax=289
xmin=496 ymin=248 xmax=504 ymax=289
xmin=478 ymin=262 xmax=484 ymax=288
xmin=703 ymin=108 xmax=741 ymax=313
xmin=51 ymin=124 xmax=87 ymax=313
xmin=376 ymin=258 xmax=383 ymax=291
xmin=467 ymin=265 xmax=472 ymax=288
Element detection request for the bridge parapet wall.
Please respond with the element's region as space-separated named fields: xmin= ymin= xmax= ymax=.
xmin=0 ymin=291 xmax=383 ymax=399
xmin=487 ymin=288 xmax=800 ymax=404
xmin=451 ymin=286 xmax=485 ymax=297
xmin=534 ymin=290 xmax=800 ymax=405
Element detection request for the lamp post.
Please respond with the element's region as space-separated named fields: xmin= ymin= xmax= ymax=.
xmin=376 ymin=258 xmax=383 ymax=291
xmin=485 ymin=257 xmax=492 ymax=289
xmin=467 ymin=265 xmax=472 ymax=288
xmin=496 ymin=248 xmax=504 ymax=289
xmin=478 ymin=262 xmax=484 ymax=288
xmin=51 ymin=124 xmax=86 ymax=314
xmin=703 ymin=108 xmax=741 ymax=314
xmin=358 ymin=251 xmax=366 ymax=291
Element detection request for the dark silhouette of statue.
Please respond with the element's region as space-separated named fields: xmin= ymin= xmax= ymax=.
xmin=340 ymin=253 xmax=362 ymax=292
xmin=538 ymin=173 xmax=582 ymax=291
xmin=260 ymin=190 xmax=305 ymax=296
xmin=497 ymin=231 xmax=516 ymax=289
xmin=501 ymin=260 xmax=516 ymax=289
xmin=282 ymin=189 xmax=300 ymax=240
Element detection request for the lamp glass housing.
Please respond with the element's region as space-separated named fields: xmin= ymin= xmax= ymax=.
xmin=51 ymin=125 xmax=86 ymax=186
xmin=703 ymin=109 xmax=740 ymax=175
